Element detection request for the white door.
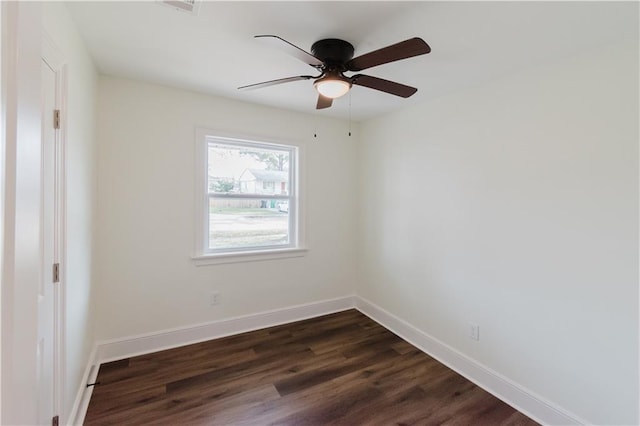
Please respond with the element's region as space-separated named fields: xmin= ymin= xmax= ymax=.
xmin=37 ymin=56 xmax=58 ymax=425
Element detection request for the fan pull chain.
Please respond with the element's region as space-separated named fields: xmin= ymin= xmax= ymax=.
xmin=348 ymin=92 xmax=352 ymax=137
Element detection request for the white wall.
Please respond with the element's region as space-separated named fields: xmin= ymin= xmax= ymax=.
xmin=95 ymin=77 xmax=357 ymax=341
xmin=357 ymin=41 xmax=638 ymax=425
xmin=42 ymin=3 xmax=98 ymax=423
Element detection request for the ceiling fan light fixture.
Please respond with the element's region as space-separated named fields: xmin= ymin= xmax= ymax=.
xmin=314 ymin=76 xmax=352 ymax=99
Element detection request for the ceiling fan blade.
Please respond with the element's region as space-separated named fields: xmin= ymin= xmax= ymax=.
xmin=238 ymin=75 xmax=314 ymax=91
xmin=351 ymin=74 xmax=417 ymax=98
xmin=316 ymin=94 xmax=333 ymax=109
xmin=346 ymin=37 xmax=430 ymax=72
xmin=255 ymin=35 xmax=324 ymax=68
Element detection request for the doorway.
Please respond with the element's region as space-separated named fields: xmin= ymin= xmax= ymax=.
xmin=38 ymin=35 xmax=65 ymax=425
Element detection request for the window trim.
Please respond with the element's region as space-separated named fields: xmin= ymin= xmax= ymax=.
xmin=193 ymin=128 xmax=306 ymax=264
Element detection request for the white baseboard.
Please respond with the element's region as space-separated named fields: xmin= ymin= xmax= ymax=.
xmin=354 ymin=297 xmax=587 ymax=426
xmin=66 ymin=345 xmax=99 ymax=426
xmin=96 ymin=295 xmax=356 ymax=363
xmin=70 ymin=294 xmax=586 ymax=426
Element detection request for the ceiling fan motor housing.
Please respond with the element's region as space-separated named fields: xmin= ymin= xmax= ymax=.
xmin=311 ymin=39 xmax=355 ymax=69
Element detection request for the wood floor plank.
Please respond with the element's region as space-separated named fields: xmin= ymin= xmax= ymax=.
xmin=164 ymin=384 xmax=282 ymax=424
xmin=273 ymin=348 xmax=400 ymax=396
xmin=84 ymin=310 xmax=538 ymax=426
xmin=166 ymin=349 xmax=349 ymax=409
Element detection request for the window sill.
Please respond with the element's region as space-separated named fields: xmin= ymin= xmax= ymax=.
xmin=192 ymin=247 xmax=308 ymax=266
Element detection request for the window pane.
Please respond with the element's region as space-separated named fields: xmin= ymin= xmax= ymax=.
xmin=208 ymin=143 xmax=290 ymax=196
xmin=209 ymin=198 xmax=290 ymax=250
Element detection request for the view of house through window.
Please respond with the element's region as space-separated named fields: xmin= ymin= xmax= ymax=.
xmin=206 ymin=138 xmax=296 ymax=252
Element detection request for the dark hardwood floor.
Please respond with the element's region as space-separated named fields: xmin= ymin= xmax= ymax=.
xmin=84 ymin=309 xmax=538 ymax=425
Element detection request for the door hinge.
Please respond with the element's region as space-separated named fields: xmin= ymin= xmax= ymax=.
xmin=53 ymin=263 xmax=60 ymax=283
xmin=53 ymin=109 xmax=60 ymax=129
xmin=52 ymin=415 xmax=59 ymax=426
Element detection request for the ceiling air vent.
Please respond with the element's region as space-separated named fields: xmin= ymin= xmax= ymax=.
xmin=159 ymin=0 xmax=200 ymax=15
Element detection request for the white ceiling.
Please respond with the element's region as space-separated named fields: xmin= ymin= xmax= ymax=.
xmin=66 ymin=1 xmax=637 ymax=122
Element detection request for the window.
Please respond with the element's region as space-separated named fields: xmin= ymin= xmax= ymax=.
xmin=194 ymin=131 xmax=304 ymax=263
xmin=262 ymin=181 xmax=275 ymax=191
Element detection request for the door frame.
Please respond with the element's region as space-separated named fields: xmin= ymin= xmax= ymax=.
xmin=42 ymin=31 xmax=66 ymax=422
xmin=1 ymin=2 xmax=46 ymax=423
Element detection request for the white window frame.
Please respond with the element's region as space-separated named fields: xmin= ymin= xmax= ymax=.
xmin=192 ymin=129 xmax=306 ymax=265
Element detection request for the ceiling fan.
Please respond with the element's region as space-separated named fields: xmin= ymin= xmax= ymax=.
xmin=238 ymin=35 xmax=431 ymax=110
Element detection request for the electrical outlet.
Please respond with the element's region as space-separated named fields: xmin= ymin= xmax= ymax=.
xmin=469 ymin=322 xmax=480 ymax=341
xmin=210 ymin=292 xmax=220 ymax=306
